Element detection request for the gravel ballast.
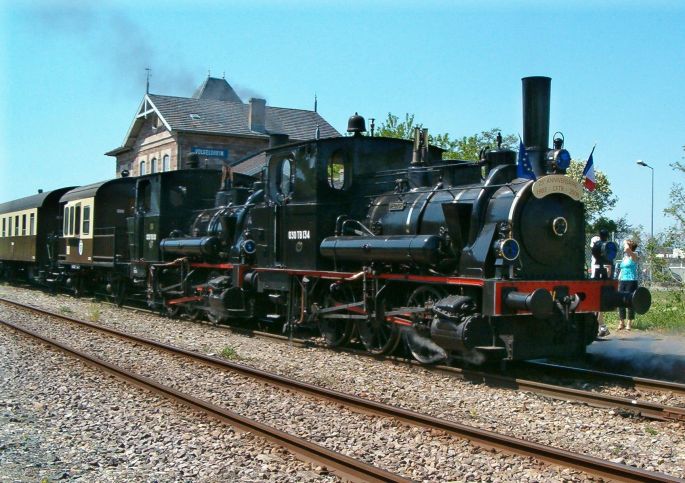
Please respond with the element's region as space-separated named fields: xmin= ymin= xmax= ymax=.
xmin=0 ymin=328 xmax=339 ymax=482
xmin=2 ymin=285 xmax=684 ymax=480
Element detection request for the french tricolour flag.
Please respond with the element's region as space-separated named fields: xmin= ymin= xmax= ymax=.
xmin=582 ymin=147 xmax=597 ymax=192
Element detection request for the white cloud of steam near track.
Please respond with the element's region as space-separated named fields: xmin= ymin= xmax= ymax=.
xmin=588 ymin=335 xmax=685 ymax=382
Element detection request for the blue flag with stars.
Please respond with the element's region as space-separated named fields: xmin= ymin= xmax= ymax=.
xmin=517 ymin=140 xmax=536 ymax=180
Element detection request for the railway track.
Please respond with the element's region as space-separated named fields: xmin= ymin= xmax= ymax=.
xmin=1 ymin=297 xmax=681 ymax=482
xmin=520 ymin=360 xmax=685 ymax=396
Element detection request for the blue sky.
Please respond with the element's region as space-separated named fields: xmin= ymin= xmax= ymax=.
xmin=1 ymin=0 xmax=683 ymax=235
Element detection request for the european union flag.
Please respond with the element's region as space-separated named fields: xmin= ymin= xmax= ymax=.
xmin=517 ymin=140 xmax=536 ymax=180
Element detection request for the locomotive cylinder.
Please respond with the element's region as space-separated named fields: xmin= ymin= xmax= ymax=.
xmin=320 ymin=235 xmax=441 ymax=266
xmin=160 ymin=236 xmax=220 ymax=259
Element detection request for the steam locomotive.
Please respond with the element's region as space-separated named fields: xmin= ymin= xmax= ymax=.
xmin=0 ymin=76 xmax=651 ymax=364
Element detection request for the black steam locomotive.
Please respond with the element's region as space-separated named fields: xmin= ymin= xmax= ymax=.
xmin=0 ymin=77 xmax=651 ymax=364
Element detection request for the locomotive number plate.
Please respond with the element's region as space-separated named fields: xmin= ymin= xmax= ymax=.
xmin=288 ymin=230 xmax=311 ymax=240
xmin=389 ymin=201 xmax=406 ymax=211
xmin=532 ymin=175 xmax=582 ymax=201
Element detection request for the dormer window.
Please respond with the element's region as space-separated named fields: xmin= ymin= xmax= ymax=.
xmin=152 ymin=116 xmax=161 ymax=129
xmin=189 ymin=113 xmax=201 ymax=121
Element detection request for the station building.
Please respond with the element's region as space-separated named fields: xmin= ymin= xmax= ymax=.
xmin=106 ymin=76 xmax=340 ymax=177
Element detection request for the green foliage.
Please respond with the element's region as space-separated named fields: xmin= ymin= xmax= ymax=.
xmin=220 ymin=346 xmax=240 ymax=360
xmin=374 ymin=112 xmax=516 ymax=161
xmin=603 ymin=288 xmax=685 ymax=333
xmin=566 ymin=160 xmax=617 ymax=224
xmin=664 ymin=147 xmax=685 ymax=249
xmin=644 ymin=426 xmax=658 ymax=436
xmin=58 ymin=306 xmax=73 ymax=315
xmin=89 ymin=307 xmax=101 ymax=322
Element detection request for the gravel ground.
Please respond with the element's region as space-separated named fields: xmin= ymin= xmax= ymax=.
xmin=1 ymin=299 xmax=585 ymax=482
xmin=0 ymin=328 xmax=339 ymax=482
xmin=2 ymin=284 xmax=684 ymax=480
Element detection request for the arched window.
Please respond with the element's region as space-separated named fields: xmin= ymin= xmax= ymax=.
xmin=150 ymin=157 xmax=157 ymax=174
xmin=327 ymin=150 xmax=349 ymax=190
xmin=279 ymin=158 xmax=294 ymax=197
xmin=139 ymin=160 xmax=146 ymax=176
xmin=162 ymin=154 xmax=170 ymax=172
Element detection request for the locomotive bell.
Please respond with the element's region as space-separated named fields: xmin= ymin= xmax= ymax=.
xmin=347 ymin=112 xmax=366 ymax=136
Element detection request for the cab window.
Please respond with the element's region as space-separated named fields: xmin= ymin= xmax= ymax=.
xmin=279 ymin=158 xmax=294 ymax=197
xmin=327 ymin=150 xmax=350 ymax=190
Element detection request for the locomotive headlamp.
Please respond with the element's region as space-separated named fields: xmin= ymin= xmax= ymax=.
xmin=546 ymin=148 xmax=572 ymax=171
xmin=493 ymin=238 xmax=520 ymax=262
xmin=552 ymin=217 xmax=568 ymax=236
xmin=241 ymin=239 xmax=257 ymax=255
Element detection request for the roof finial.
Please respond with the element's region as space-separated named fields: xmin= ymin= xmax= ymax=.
xmin=222 ymin=71 xmax=226 ymax=79
xmin=315 ymin=124 xmax=320 ymax=140
xmin=314 ymin=93 xmax=318 ymax=113
xmin=207 ymin=68 xmax=211 ymax=78
xmin=145 ymin=67 xmax=151 ymax=94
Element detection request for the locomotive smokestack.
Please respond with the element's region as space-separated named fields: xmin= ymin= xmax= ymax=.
xmin=522 ymin=76 xmax=551 ymax=176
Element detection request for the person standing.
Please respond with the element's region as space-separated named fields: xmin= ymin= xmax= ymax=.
xmin=617 ymin=239 xmax=639 ymax=330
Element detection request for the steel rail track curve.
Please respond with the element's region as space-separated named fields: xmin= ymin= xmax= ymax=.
xmin=0 ymin=318 xmax=408 ymax=483
xmin=1 ymin=298 xmax=681 ymax=482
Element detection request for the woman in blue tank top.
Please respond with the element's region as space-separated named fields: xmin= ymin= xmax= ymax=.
xmin=617 ymin=239 xmax=639 ymax=330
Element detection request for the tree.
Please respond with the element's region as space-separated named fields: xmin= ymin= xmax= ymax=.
xmin=374 ymin=113 xmax=516 ymax=160
xmin=566 ymin=160 xmax=617 ymax=225
xmin=664 ymin=146 xmax=685 ymax=249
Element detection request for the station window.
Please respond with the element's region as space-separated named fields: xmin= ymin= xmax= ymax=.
xmin=327 ymin=150 xmax=349 ymax=190
xmin=29 ymin=213 xmax=35 ymax=236
xmin=151 ymin=157 xmax=157 ymax=174
xmin=22 ymin=214 xmax=26 ymax=236
xmin=15 ymin=215 xmax=19 ymax=236
xmin=140 ymin=160 xmax=147 ymax=176
xmin=162 ymin=154 xmax=170 ymax=172
xmin=82 ymin=206 xmax=90 ymax=235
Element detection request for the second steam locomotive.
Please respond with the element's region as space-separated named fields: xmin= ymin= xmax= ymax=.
xmin=0 ymin=76 xmax=651 ymax=364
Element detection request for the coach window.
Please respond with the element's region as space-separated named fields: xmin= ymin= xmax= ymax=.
xmin=151 ymin=157 xmax=157 ymax=174
xmin=278 ymin=158 xmax=294 ymax=198
xmin=29 ymin=213 xmax=35 ymax=236
xmin=74 ymin=204 xmax=81 ymax=236
xmin=140 ymin=160 xmax=147 ymax=176
xmin=82 ymin=206 xmax=91 ymax=235
xmin=1 ymin=217 xmax=5 ymax=237
xmin=327 ymin=150 xmax=349 ymax=190
xmin=15 ymin=215 xmax=19 ymax=236
xmin=162 ymin=154 xmax=170 ymax=172
xmin=68 ymin=206 xmax=75 ymax=236
xmin=22 ymin=214 xmax=26 ymax=236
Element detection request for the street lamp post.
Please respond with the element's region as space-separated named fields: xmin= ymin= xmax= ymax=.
xmin=636 ymin=160 xmax=654 ymax=239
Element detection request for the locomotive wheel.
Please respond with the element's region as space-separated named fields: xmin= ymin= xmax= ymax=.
xmin=317 ymin=287 xmax=355 ymax=348
xmin=184 ymin=304 xmax=203 ymax=321
xmin=357 ymin=295 xmax=401 ymax=356
xmin=164 ymin=302 xmax=182 ymax=318
xmin=110 ymin=279 xmax=127 ymax=307
xmin=403 ymin=286 xmax=448 ymax=364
